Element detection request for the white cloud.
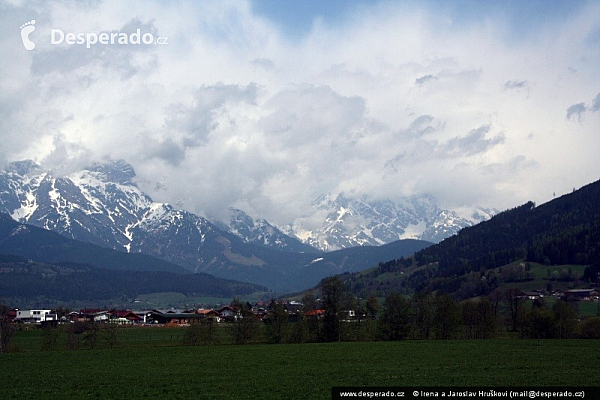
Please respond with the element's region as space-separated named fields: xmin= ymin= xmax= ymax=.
xmin=1 ymin=0 xmax=599 ymax=226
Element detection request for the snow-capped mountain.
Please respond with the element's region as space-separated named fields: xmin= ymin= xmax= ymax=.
xmin=0 ymin=160 xmax=233 ymax=272
xmin=286 ymin=193 xmax=496 ymax=251
xmin=0 ymin=160 xmax=327 ymax=289
xmin=0 ymin=159 xmax=491 ymax=291
xmin=2 ymin=159 xmax=153 ymax=250
xmin=215 ymin=208 xmax=319 ymax=254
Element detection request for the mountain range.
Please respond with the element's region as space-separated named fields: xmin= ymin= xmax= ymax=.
xmin=2 ymin=158 xmax=596 ymax=305
xmin=0 ymin=160 xmax=432 ymax=293
xmin=0 ymin=212 xmax=186 ymax=274
xmin=282 ymin=193 xmax=495 ymax=251
xmin=0 ymin=159 xmax=488 ymax=256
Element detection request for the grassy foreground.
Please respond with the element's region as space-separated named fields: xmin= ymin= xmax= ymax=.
xmin=2 ymin=339 xmax=600 ymax=399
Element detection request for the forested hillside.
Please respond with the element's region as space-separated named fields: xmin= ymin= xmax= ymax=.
xmin=419 ymin=180 xmax=598 ymax=268
xmin=0 ymin=254 xmax=265 ymax=305
xmin=336 ymin=180 xmax=600 ymax=299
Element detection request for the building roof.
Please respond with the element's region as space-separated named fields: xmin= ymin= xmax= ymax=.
xmin=197 ymin=309 xmax=218 ymax=315
xmin=520 ymin=291 xmax=542 ymax=297
xmin=79 ymin=309 xmax=107 ymax=314
xmin=111 ymin=310 xmax=141 ymax=319
xmin=564 ymin=289 xmax=596 ymax=296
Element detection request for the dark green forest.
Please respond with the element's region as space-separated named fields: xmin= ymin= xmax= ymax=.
xmin=416 ymin=180 xmax=599 ymax=272
xmin=335 ymin=180 xmax=600 ymax=300
xmin=0 ymin=255 xmax=265 ymax=303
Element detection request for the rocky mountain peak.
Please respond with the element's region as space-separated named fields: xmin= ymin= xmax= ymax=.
xmin=4 ymin=160 xmax=41 ymax=176
xmin=86 ymin=159 xmax=136 ymax=184
xmin=288 ymin=193 xmax=495 ymax=251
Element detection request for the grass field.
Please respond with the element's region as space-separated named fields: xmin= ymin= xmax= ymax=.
xmin=2 ymin=333 xmax=600 ymax=399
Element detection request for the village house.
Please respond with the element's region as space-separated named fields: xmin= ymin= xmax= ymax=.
xmin=6 ymin=309 xmax=17 ymax=322
xmin=285 ymin=301 xmax=303 ymax=313
xmin=218 ymin=306 xmax=240 ymax=322
xmin=147 ymin=310 xmax=204 ymax=325
xmin=342 ymin=309 xmax=368 ymax=322
xmin=109 ymin=310 xmax=142 ymax=325
xmin=249 ymin=304 xmax=268 ymax=320
xmin=132 ymin=311 xmax=154 ymax=324
xmin=14 ymin=309 xmax=57 ymax=324
xmin=196 ymin=309 xmax=221 ymax=322
xmin=304 ymin=309 xmax=325 ymax=319
xmin=518 ymin=290 xmax=543 ymax=300
xmin=563 ymin=289 xmax=598 ymax=302
xmin=68 ymin=309 xmax=111 ymax=323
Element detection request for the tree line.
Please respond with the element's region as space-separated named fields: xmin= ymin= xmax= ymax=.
xmin=2 ymin=277 xmax=600 ymax=353
xmin=185 ymin=277 xmax=600 ymax=346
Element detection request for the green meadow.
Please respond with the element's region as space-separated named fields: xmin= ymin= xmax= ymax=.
xmin=2 ymin=330 xmax=600 ymax=399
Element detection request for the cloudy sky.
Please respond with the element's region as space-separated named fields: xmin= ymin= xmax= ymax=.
xmin=1 ymin=0 xmax=599 ymax=226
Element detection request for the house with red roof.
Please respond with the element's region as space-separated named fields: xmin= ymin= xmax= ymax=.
xmin=304 ymin=309 xmax=325 ymax=318
xmin=196 ymin=309 xmax=221 ymax=322
xmin=109 ymin=310 xmax=142 ymax=324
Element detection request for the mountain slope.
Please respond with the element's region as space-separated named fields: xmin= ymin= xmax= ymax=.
xmin=0 ymin=209 xmax=430 ymax=293
xmin=415 ymin=179 xmax=600 ymax=276
xmin=0 ymin=254 xmax=266 ymax=305
xmin=216 ymin=208 xmax=320 ymax=253
xmin=338 ymin=179 xmax=600 ymax=299
xmin=294 ymin=239 xmax=433 ymax=281
xmin=0 ymin=212 xmax=187 ymax=273
xmin=2 ymin=160 xmax=153 ymax=250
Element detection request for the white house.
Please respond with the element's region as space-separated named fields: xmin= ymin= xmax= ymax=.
xmin=15 ymin=309 xmax=57 ymax=324
xmin=218 ymin=306 xmax=240 ymax=321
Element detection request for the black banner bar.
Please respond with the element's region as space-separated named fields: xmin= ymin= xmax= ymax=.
xmin=332 ymin=387 xmax=598 ymax=400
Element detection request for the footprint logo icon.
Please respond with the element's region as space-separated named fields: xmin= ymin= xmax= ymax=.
xmin=20 ymin=20 xmax=36 ymax=50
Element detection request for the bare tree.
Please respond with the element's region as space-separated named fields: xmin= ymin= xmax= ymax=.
xmin=40 ymin=326 xmax=60 ymax=351
xmin=232 ymin=307 xmax=258 ymax=345
xmin=433 ymin=295 xmax=460 ymax=340
xmin=378 ymin=293 xmax=411 ymax=340
xmin=65 ymin=321 xmax=89 ymax=350
xmin=301 ymin=291 xmax=317 ymax=312
xmin=504 ymin=288 xmax=525 ymax=332
xmin=366 ymin=293 xmax=379 ymax=320
xmin=82 ymin=322 xmax=100 ymax=349
xmin=412 ymin=292 xmax=434 ymax=339
xmin=265 ymin=302 xmax=288 ymax=344
xmin=184 ymin=318 xmax=219 ymax=346
xmin=321 ymin=277 xmax=345 ymax=342
xmin=0 ymin=304 xmax=14 ymax=353
xmin=102 ymin=324 xmax=119 ymax=349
